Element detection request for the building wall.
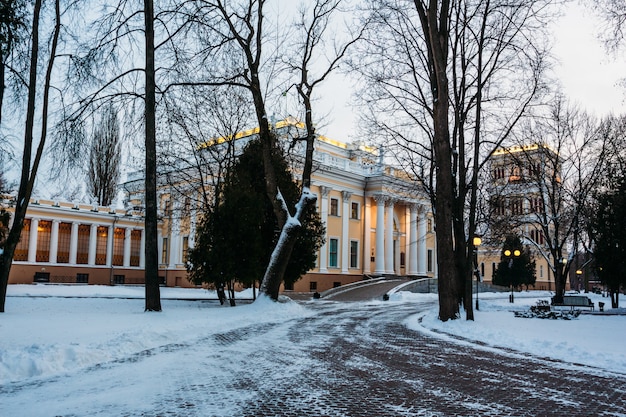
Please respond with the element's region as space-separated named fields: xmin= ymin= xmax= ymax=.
xmin=4 ymin=126 xmax=436 ymax=291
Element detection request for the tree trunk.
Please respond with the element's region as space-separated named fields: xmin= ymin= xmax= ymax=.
xmin=0 ymin=0 xmax=57 ymax=313
xmin=144 ymin=0 xmax=161 ymax=312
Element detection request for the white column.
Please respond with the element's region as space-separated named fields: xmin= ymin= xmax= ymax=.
xmin=28 ymin=218 xmax=39 ymax=263
xmin=88 ymin=224 xmax=98 ymax=265
xmin=385 ymin=199 xmax=394 ymax=274
xmin=69 ymin=222 xmax=79 ymax=265
xmin=123 ymin=228 xmax=132 ymax=267
xmin=408 ymin=205 xmax=418 ymax=275
xmin=169 ymin=235 xmax=180 ymax=267
xmin=189 ymin=191 xmax=198 ymax=248
xmin=341 ymin=191 xmax=352 ymax=273
xmin=49 ymin=220 xmax=60 ymax=264
xmin=318 ymin=186 xmax=331 ymax=273
xmin=140 ymin=229 xmax=146 ymax=268
xmin=106 ymin=225 xmax=114 ymax=266
xmin=363 ymin=196 xmax=371 ymax=274
xmin=374 ymin=195 xmax=386 ymax=275
xmin=418 ymin=209 xmax=427 ymax=274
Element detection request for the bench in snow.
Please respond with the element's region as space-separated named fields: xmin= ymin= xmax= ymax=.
xmin=551 ymin=295 xmax=594 ymax=311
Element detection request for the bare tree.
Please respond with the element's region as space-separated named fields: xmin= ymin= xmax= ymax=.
xmin=355 ymin=0 xmax=550 ymax=320
xmin=88 ymin=104 xmax=121 ymax=206
xmin=173 ymin=0 xmax=362 ymax=300
xmin=0 ymin=0 xmax=27 ymax=124
xmin=0 ymin=0 xmax=63 ymax=312
xmin=503 ymin=96 xmax=609 ymax=302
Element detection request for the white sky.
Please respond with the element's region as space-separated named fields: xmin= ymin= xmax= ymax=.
xmin=317 ymin=3 xmax=626 ymax=142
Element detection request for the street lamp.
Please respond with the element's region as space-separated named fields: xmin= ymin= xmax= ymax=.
xmin=504 ymin=249 xmax=521 ymax=303
xmin=576 ymin=269 xmax=583 ymax=292
xmin=473 ymin=236 xmax=482 ymax=311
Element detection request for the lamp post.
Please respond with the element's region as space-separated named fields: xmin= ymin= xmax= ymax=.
xmin=473 ymin=236 xmax=482 ymax=311
xmin=504 ymin=248 xmax=521 ymax=303
xmin=575 ymin=269 xmax=583 ymax=292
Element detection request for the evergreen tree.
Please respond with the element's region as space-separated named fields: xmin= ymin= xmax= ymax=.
xmin=590 ymin=176 xmax=626 ymax=308
xmin=187 ymin=139 xmax=325 ymax=294
xmin=493 ymin=235 xmax=536 ymax=290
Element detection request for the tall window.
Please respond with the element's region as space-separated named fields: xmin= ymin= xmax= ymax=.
xmin=351 ymin=202 xmax=359 ymax=219
xmin=36 ymin=220 xmax=52 ymax=262
xmin=14 ymin=219 xmax=30 ymax=261
xmin=427 ymin=249 xmax=433 ymax=272
xmin=130 ymin=230 xmax=141 ymax=266
xmin=182 ymin=236 xmax=189 ymax=262
xmin=350 ymin=240 xmax=358 ymax=268
xmin=95 ymin=226 xmax=108 ymax=265
xmin=162 ymin=237 xmax=169 ymax=264
xmin=330 ymin=198 xmax=339 ymax=216
xmin=112 ymin=228 xmax=125 ymax=266
xmin=57 ymin=222 xmax=72 ymax=263
xmin=510 ymin=197 xmax=524 ymax=215
xmin=329 ymin=238 xmax=338 ymax=268
xmin=76 ymin=225 xmax=90 ymax=264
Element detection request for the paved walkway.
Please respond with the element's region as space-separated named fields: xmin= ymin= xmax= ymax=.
xmin=235 ymin=301 xmax=626 ymax=417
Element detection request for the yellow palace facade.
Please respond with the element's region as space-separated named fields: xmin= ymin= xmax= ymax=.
xmin=4 ymin=123 xmax=437 ymax=292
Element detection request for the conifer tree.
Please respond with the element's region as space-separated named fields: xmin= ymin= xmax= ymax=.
xmin=187 ymin=139 xmax=324 ymax=296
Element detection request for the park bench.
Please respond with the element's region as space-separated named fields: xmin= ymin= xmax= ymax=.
xmin=551 ymin=295 xmax=595 ymax=311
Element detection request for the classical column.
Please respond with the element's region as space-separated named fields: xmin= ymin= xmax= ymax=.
xmin=123 ymin=228 xmax=132 ymax=267
xmin=373 ymin=195 xmax=386 ymax=275
xmin=88 ymin=223 xmax=97 ymax=265
xmin=106 ymin=225 xmax=114 ymax=266
xmin=69 ymin=222 xmax=78 ymax=264
xmin=169 ymin=234 xmax=178 ymax=267
xmin=341 ymin=191 xmax=352 ymax=273
xmin=408 ymin=205 xmax=418 ymax=275
xmin=418 ymin=208 xmax=427 ymax=274
xmin=49 ymin=220 xmax=60 ymax=264
xmin=363 ymin=196 xmax=372 ymax=274
xmin=28 ymin=218 xmax=39 ymax=263
xmin=385 ymin=199 xmax=395 ymax=274
xmin=140 ymin=229 xmax=146 ymax=268
xmin=318 ymin=186 xmax=331 ymax=273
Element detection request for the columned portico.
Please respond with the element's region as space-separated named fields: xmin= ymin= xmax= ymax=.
xmin=363 ymin=197 xmax=372 ymax=274
xmin=88 ymin=224 xmax=97 ymax=265
xmin=123 ymin=228 xmax=132 ymax=267
xmin=49 ymin=220 xmax=60 ymax=264
xmin=318 ymin=186 xmax=331 ymax=273
xmin=373 ymin=195 xmax=386 ymax=275
xmin=384 ymin=199 xmax=394 ymax=274
xmin=341 ymin=191 xmax=352 ymax=273
xmin=105 ymin=225 xmax=114 ymax=267
xmin=28 ymin=218 xmax=39 ymax=263
xmin=418 ymin=209 xmax=427 ymax=274
xmin=408 ymin=204 xmax=418 ymax=275
xmin=69 ymin=222 xmax=79 ymax=264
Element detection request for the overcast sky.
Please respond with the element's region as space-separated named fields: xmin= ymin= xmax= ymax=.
xmin=316 ymin=2 xmax=626 ymax=142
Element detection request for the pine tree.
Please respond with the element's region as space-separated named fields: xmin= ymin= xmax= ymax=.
xmin=493 ymin=235 xmax=536 ymax=290
xmin=187 ymin=139 xmax=324 ymax=295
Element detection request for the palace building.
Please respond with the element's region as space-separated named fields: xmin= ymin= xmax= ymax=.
xmin=4 ymin=120 xmax=437 ymax=292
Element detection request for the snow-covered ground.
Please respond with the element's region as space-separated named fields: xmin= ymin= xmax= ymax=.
xmin=1 ymin=284 xmax=624 ymax=409
xmin=398 ymin=290 xmax=626 ymax=375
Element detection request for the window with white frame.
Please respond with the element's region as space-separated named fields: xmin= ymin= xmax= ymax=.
xmin=330 ymin=198 xmax=339 ymax=216
xmin=351 ymin=202 xmax=359 ymax=219
xmin=350 ymin=240 xmax=358 ymax=268
xmin=329 ymin=238 xmax=339 ymax=268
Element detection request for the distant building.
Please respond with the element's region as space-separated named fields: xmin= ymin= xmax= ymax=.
xmin=478 ymin=143 xmax=566 ymax=291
